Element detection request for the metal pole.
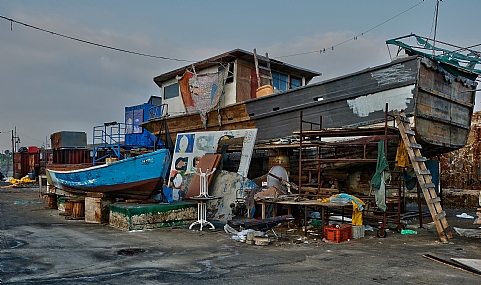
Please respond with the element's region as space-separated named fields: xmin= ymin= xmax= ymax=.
xmin=11 ymin=129 xmax=14 ymax=177
xmin=432 ymin=0 xmax=440 ymax=56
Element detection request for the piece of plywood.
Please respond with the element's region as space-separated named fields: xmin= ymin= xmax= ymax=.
xmin=423 ymin=254 xmax=481 ymax=277
xmin=185 ymin=154 xmax=221 ymax=198
xmin=452 ymin=258 xmax=481 ymax=272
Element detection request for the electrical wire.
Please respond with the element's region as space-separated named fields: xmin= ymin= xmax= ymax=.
xmin=0 ymin=15 xmax=195 ymax=63
xmin=276 ymin=1 xmax=424 ymax=59
xmin=2 ymin=1 xmax=424 ymax=63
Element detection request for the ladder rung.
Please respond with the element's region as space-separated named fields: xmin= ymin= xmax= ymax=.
xmin=410 ymin=143 xmax=422 ymax=149
xmin=437 ymin=211 xmax=446 ymax=220
xmin=258 ymin=65 xmax=271 ymax=71
xmin=418 ymin=169 xmax=431 ymax=175
xmin=424 ymin=183 xmax=436 ymax=189
xmin=415 ymin=156 xmax=427 ymax=162
xmin=428 ymin=197 xmax=441 ymax=204
xmin=405 ymin=130 xmax=415 ymax=135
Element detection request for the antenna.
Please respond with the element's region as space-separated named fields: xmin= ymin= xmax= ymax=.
xmin=432 ymin=0 xmax=441 ymax=55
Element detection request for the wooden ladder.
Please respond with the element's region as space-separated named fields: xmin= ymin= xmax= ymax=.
xmin=253 ymin=49 xmax=273 ymax=87
xmin=393 ymin=110 xmax=452 ymax=242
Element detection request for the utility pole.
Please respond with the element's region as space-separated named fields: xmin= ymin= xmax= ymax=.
xmin=11 ymin=127 xmax=20 ymax=177
xmin=11 ymin=129 xmax=14 ymax=176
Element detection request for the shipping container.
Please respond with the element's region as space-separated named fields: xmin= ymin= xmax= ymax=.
xmin=28 ymin=146 xmax=39 ymax=153
xmin=50 ymin=131 xmax=87 ymax=149
xmin=124 ymin=103 xmax=161 ymax=148
xmin=14 ymin=152 xmax=39 ymax=178
xmin=51 ymin=149 xmax=92 ymax=164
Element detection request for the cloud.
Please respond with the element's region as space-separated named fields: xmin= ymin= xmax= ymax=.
xmin=264 ymin=31 xmax=391 ymax=82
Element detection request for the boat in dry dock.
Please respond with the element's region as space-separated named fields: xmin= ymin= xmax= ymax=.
xmin=46 ymin=149 xmax=171 ymax=199
xmin=142 ymin=35 xmax=480 ymax=156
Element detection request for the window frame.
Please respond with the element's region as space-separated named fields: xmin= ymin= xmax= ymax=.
xmin=163 ymin=82 xmax=180 ymax=100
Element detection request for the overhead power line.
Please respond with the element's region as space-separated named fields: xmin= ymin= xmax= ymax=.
xmin=2 ymin=1 xmax=423 ymax=63
xmin=0 ymin=15 xmax=195 ymax=62
xmin=275 ymin=1 xmax=425 ymax=58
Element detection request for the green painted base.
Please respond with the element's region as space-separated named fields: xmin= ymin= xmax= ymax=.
xmin=109 ymin=201 xmax=197 ymax=231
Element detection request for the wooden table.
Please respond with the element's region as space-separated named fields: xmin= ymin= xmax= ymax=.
xmin=255 ymin=199 xmax=352 ymax=236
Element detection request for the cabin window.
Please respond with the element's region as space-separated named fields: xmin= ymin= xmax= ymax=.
xmin=164 ymin=83 xmax=179 ymax=99
xmin=218 ymin=63 xmax=234 ymax=84
xmin=290 ymin=76 xmax=301 ymax=89
xmin=272 ymin=71 xmax=288 ymax=91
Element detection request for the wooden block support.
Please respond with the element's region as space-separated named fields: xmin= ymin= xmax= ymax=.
xmin=85 ymin=197 xmax=114 ymax=224
xmin=71 ymin=199 xmax=85 ymax=218
xmin=46 ymin=194 xmax=57 ymax=209
xmin=65 ymin=199 xmax=73 ymax=216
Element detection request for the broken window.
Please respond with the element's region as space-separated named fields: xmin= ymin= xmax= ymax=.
xmin=218 ymin=63 xmax=234 ymax=84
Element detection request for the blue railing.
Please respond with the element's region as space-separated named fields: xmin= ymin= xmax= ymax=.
xmin=92 ymin=121 xmax=131 ymax=164
xmin=148 ymin=104 xmax=168 ymax=121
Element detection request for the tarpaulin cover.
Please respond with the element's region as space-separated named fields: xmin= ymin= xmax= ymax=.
xmin=178 ymin=68 xmax=228 ymax=126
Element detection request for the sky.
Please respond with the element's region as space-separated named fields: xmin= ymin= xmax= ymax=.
xmin=0 ymin=0 xmax=480 ymax=153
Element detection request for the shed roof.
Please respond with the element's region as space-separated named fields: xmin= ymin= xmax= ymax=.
xmin=153 ymin=48 xmax=322 ymax=87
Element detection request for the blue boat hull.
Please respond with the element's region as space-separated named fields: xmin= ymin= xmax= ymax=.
xmin=46 ymin=149 xmax=171 ymax=199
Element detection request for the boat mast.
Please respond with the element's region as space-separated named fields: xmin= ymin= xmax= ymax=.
xmin=432 ymin=0 xmax=441 ymax=55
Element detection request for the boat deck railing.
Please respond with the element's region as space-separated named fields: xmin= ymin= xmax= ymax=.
xmin=92 ymin=121 xmax=131 ymax=164
xmin=148 ymin=104 xmax=169 ymax=121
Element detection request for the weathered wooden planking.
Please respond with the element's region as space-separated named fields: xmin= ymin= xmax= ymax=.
xmin=452 ymin=258 xmax=481 ymax=272
xmin=245 ymin=56 xmax=420 ymax=141
xmin=144 ymin=55 xmax=477 ymax=155
xmin=146 ymin=103 xmax=255 ymax=143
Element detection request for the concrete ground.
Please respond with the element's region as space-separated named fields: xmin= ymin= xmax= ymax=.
xmin=1 ymin=185 xmax=481 ymax=285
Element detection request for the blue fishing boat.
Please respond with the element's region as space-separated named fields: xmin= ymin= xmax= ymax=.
xmin=46 ymin=149 xmax=171 ymax=199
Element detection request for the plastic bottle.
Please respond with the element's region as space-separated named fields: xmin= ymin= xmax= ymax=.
xmin=401 ymin=229 xmax=418 ymax=235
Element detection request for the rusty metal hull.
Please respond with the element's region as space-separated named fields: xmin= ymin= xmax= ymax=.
xmin=143 ymin=56 xmax=477 ymax=155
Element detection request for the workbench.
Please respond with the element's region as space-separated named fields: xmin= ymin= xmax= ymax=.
xmin=255 ymin=199 xmax=352 ymax=236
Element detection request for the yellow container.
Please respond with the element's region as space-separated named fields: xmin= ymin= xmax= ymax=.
xmin=256 ymin=85 xmax=274 ymax=98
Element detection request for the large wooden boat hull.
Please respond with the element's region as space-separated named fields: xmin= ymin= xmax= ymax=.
xmin=143 ymin=56 xmax=478 ymax=156
xmin=46 ymin=149 xmax=171 ymax=199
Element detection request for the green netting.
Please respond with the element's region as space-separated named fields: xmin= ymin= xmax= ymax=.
xmin=387 ymin=35 xmax=481 ymax=75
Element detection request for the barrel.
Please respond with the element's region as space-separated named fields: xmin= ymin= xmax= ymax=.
xmin=256 ymin=85 xmax=274 ymax=98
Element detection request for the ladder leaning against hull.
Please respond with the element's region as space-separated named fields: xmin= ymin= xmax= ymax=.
xmin=393 ymin=110 xmax=452 ymax=243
